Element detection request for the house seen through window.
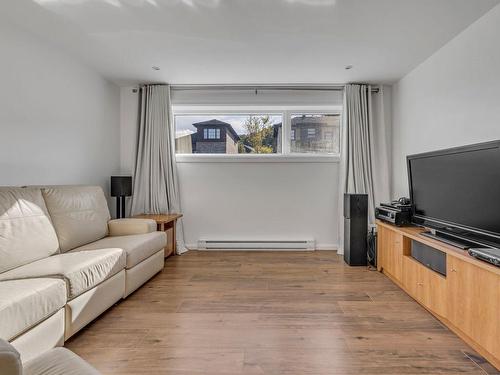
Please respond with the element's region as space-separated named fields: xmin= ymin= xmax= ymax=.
xmin=175 ymin=114 xmax=282 ymax=154
xmin=290 ymin=114 xmax=340 ymax=154
xmin=174 ymin=113 xmax=340 ymax=155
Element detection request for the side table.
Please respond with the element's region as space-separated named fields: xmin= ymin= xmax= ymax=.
xmin=132 ymin=213 xmax=183 ymax=257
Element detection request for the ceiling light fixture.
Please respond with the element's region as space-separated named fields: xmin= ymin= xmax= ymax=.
xmin=345 ymin=65 xmax=353 ymax=70
xmin=152 ymin=66 xmax=160 ymax=71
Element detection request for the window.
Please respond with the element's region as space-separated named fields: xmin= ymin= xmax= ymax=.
xmin=290 ymin=114 xmax=340 ymax=154
xmin=174 ymin=114 xmax=282 ymax=154
xmin=307 ymin=128 xmax=316 ymax=139
xmin=174 ymin=110 xmax=341 ymax=158
xmin=204 ymin=128 xmax=220 ymax=139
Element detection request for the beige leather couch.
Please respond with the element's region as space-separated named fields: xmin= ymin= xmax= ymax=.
xmin=0 ymin=186 xmax=166 ymax=362
xmin=0 ymin=338 xmax=101 ymax=375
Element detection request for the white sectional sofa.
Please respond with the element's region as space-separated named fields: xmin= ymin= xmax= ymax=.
xmin=0 ymin=186 xmax=166 ymax=363
xmin=1 ymin=338 xmax=100 ymax=375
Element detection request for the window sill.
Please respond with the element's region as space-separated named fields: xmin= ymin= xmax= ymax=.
xmin=175 ymin=154 xmax=340 ymax=163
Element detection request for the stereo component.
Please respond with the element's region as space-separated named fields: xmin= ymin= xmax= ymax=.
xmin=375 ymin=204 xmax=411 ymax=226
xmin=469 ymin=248 xmax=500 ymax=267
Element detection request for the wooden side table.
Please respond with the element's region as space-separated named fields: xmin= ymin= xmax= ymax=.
xmin=132 ymin=213 xmax=183 ymax=257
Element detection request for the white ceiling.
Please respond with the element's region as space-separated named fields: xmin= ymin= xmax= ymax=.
xmin=2 ymin=0 xmax=499 ymax=86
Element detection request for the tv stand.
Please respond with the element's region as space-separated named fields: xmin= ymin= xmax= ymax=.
xmin=376 ymin=220 xmax=500 ymax=370
xmin=420 ymin=230 xmax=475 ymax=250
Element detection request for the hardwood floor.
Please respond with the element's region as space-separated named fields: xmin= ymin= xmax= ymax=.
xmin=66 ymin=251 xmax=499 ymax=375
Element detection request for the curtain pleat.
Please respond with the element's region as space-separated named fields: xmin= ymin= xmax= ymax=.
xmin=131 ymin=84 xmax=187 ymax=254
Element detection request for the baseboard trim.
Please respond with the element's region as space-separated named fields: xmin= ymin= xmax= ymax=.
xmin=315 ymin=244 xmax=338 ymax=251
xmin=186 ymin=243 xmax=339 ymax=251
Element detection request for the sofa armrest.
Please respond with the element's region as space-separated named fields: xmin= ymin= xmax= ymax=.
xmin=24 ymin=347 xmax=101 ymax=375
xmin=0 ymin=339 xmax=22 ymax=375
xmin=108 ymin=218 xmax=157 ymax=237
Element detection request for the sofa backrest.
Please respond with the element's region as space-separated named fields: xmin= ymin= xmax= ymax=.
xmin=0 ymin=188 xmax=60 ymax=274
xmin=41 ymin=186 xmax=111 ymax=252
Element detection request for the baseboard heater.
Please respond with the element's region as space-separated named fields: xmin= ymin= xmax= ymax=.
xmin=197 ymin=239 xmax=315 ymax=250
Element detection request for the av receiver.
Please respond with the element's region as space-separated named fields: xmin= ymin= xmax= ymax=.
xmin=375 ymin=203 xmax=411 ymax=226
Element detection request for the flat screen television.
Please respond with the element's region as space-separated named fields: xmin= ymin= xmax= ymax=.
xmin=407 ymin=140 xmax=500 ymax=248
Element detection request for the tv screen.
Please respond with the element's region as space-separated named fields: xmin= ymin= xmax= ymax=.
xmin=407 ymin=141 xmax=500 ymax=238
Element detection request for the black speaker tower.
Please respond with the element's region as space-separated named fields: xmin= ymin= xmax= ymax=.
xmin=343 ymin=193 xmax=368 ymax=266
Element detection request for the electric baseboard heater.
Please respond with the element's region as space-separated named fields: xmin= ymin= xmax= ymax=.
xmin=197 ymin=239 xmax=315 ymax=250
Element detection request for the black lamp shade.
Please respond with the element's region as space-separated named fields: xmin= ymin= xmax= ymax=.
xmin=111 ymin=176 xmax=132 ymax=197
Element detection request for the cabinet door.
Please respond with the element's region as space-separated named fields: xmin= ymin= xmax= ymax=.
xmin=447 ymin=255 xmax=499 ymax=355
xmin=403 ymin=256 xmax=422 ymax=300
xmin=495 ymin=277 xmax=500 ymax=360
xmin=376 ymin=226 xmax=387 ymax=272
xmin=385 ymin=231 xmax=404 ymax=282
xmin=420 ymin=264 xmax=447 ymax=318
xmin=403 ymin=256 xmax=447 ymax=317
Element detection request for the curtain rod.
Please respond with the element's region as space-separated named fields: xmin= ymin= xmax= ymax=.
xmin=170 ymin=84 xmax=380 ymax=93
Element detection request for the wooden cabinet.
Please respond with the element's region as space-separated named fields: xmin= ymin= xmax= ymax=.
xmin=377 ymin=221 xmax=500 ymax=369
xmin=402 ymin=256 xmax=447 ymax=317
xmin=447 ymin=255 xmax=500 ymax=356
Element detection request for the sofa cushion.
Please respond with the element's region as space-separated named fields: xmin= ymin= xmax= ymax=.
xmin=0 ymin=249 xmax=125 ymax=300
xmin=74 ymin=232 xmax=167 ymax=269
xmin=0 ymin=188 xmax=60 ymax=274
xmin=0 ymin=279 xmax=66 ymax=341
xmin=24 ymin=347 xmax=101 ymax=375
xmin=41 ymin=186 xmax=111 ymax=252
xmin=108 ymin=218 xmax=157 ymax=237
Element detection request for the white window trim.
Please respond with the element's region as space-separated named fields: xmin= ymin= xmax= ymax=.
xmin=173 ymin=105 xmax=342 ymax=163
xmin=175 ymin=153 xmax=340 ymax=163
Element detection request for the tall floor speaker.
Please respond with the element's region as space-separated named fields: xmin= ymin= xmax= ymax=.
xmin=343 ymin=193 xmax=368 ymax=266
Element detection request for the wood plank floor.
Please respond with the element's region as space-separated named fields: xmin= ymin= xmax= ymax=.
xmin=66 ymin=251 xmax=499 ymax=375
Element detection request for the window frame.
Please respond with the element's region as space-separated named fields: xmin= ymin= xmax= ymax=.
xmin=173 ymin=105 xmax=342 ymax=163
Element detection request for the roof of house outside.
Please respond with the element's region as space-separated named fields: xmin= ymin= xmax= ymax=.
xmin=192 ymin=119 xmax=240 ymax=141
xmin=273 ymin=115 xmax=340 ymax=129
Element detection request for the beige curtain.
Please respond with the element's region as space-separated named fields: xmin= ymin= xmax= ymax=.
xmin=131 ymin=84 xmax=187 ymax=254
xmin=338 ymin=84 xmax=391 ymax=254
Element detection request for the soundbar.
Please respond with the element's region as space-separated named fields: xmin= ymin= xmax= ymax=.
xmin=411 ymin=240 xmax=447 ymax=276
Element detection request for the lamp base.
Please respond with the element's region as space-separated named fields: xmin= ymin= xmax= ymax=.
xmin=116 ymin=196 xmax=126 ymax=219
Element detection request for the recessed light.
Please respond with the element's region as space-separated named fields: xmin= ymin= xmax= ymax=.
xmin=345 ymin=65 xmax=353 ymax=70
xmin=152 ymin=66 xmax=160 ymax=71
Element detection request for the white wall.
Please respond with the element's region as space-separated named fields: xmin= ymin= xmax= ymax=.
xmin=120 ymin=88 xmax=139 ymax=176
xmin=392 ymin=4 xmax=500 ymax=197
xmin=120 ymin=87 xmax=339 ymax=249
xmin=177 ymin=161 xmax=338 ymax=249
xmin=0 ymin=20 xmax=120 ymax=209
